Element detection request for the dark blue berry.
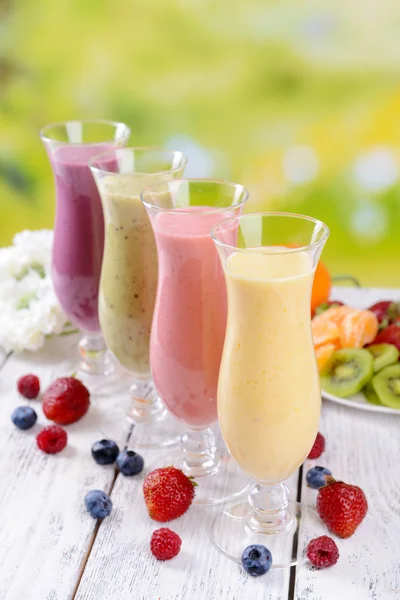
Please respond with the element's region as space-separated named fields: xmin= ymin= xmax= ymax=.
xmin=116 ymin=449 xmax=144 ymax=476
xmin=241 ymin=544 xmax=272 ymax=577
xmin=91 ymin=439 xmax=120 ymax=465
xmin=11 ymin=406 xmax=37 ymax=430
xmin=306 ymin=466 xmax=332 ymax=490
xmin=84 ymin=490 xmax=112 ymax=519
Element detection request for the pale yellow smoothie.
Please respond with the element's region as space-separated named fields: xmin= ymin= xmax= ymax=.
xmin=99 ymin=174 xmax=160 ymax=375
xmin=218 ymin=248 xmax=320 ymax=484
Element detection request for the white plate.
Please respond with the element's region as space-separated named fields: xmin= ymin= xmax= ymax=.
xmin=322 ymin=389 xmax=400 ymax=415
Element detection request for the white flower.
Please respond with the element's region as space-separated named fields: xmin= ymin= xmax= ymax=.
xmin=0 ymin=230 xmax=69 ymax=353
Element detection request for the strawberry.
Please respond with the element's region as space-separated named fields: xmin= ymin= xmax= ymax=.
xmin=371 ymin=324 xmax=400 ymax=352
xmin=143 ymin=467 xmax=196 ymax=522
xmin=316 ymin=477 xmax=368 ymax=538
xmin=43 ymin=377 xmax=90 ymax=425
xmin=367 ymin=301 xmax=400 ymax=329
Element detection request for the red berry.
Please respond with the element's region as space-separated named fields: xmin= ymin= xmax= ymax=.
xmin=36 ymin=425 xmax=68 ymax=454
xmin=306 ymin=535 xmax=339 ymax=568
xmin=372 ymin=324 xmax=400 ymax=352
xmin=17 ymin=374 xmax=40 ymax=399
xmin=308 ymin=432 xmax=325 ymax=459
xmin=316 ymin=478 xmax=368 ymax=538
xmin=368 ymin=301 xmax=400 ymax=327
xmin=150 ymin=528 xmax=182 ymax=561
xmin=143 ymin=467 xmax=196 ymax=522
xmin=43 ymin=377 xmax=90 ymax=425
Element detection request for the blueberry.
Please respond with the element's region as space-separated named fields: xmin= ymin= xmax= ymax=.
xmin=241 ymin=544 xmax=272 ymax=577
xmin=116 ymin=449 xmax=144 ymax=476
xmin=84 ymin=489 xmax=112 ymax=519
xmin=11 ymin=406 xmax=37 ymax=430
xmin=91 ymin=439 xmax=120 ymax=465
xmin=306 ymin=466 xmax=332 ymax=490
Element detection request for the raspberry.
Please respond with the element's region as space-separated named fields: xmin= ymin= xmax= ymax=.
xmin=308 ymin=432 xmax=325 ymax=459
xmin=306 ymin=535 xmax=339 ymax=568
xmin=43 ymin=377 xmax=90 ymax=425
xmin=36 ymin=425 xmax=68 ymax=454
xmin=150 ymin=528 xmax=181 ymax=561
xmin=17 ymin=374 xmax=40 ymax=399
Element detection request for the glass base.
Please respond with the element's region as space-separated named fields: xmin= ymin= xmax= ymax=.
xmin=212 ymin=500 xmax=330 ymax=569
xmin=49 ymin=355 xmax=132 ymax=398
xmin=99 ymin=404 xmax=183 ymax=449
xmin=149 ymin=447 xmax=249 ymax=505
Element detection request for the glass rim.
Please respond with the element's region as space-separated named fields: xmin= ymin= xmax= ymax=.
xmin=140 ymin=178 xmax=249 ymax=215
xmin=210 ymin=211 xmax=330 ymax=254
xmin=88 ymin=146 xmax=188 ymax=176
xmin=39 ymin=119 xmax=131 ymax=146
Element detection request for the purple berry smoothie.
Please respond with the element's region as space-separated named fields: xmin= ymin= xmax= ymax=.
xmin=50 ymin=144 xmax=116 ymax=332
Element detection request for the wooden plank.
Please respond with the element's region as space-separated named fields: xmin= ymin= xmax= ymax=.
xmin=74 ymin=460 xmax=298 ymax=600
xmin=0 ymin=336 xmax=126 ymax=600
xmin=295 ymin=287 xmax=400 ymax=600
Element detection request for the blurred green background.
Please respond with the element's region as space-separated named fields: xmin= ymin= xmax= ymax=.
xmin=1 ymin=0 xmax=400 ymax=285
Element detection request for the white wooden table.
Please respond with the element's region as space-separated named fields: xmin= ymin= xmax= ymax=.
xmin=1 ymin=288 xmax=399 ymax=600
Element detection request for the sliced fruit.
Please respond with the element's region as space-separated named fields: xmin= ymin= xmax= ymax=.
xmin=312 ymin=317 xmax=340 ymax=348
xmin=320 ymin=349 xmax=373 ymax=398
xmin=372 ymin=324 xmax=400 ymax=352
xmin=363 ymin=380 xmax=381 ymax=406
xmin=367 ymin=343 xmax=399 ymax=373
xmin=313 ymin=300 xmax=344 ymax=317
xmin=315 ymin=343 xmax=337 ymax=373
xmin=372 ymin=364 xmax=400 ymax=409
xmin=321 ymin=305 xmax=354 ymax=326
xmin=339 ymin=310 xmax=379 ymax=349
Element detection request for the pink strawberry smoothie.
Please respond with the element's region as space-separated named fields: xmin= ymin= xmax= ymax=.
xmin=150 ymin=207 xmax=229 ymax=428
xmin=50 ymin=144 xmax=115 ymax=332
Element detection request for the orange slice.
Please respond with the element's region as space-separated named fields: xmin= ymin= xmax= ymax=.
xmin=339 ymin=309 xmax=379 ymax=349
xmin=315 ymin=343 xmax=337 ymax=373
xmin=320 ymin=305 xmax=354 ymax=326
xmin=312 ymin=316 xmax=340 ymax=347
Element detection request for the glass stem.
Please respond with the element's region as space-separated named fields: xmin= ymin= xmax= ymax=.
xmin=78 ymin=333 xmax=113 ymax=375
xmin=181 ymin=427 xmax=220 ymax=478
xmin=246 ymin=482 xmax=293 ymax=535
xmin=128 ymin=378 xmax=167 ymax=423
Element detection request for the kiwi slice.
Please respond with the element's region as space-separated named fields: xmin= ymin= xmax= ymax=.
xmin=363 ymin=380 xmax=381 ymax=406
xmin=372 ymin=364 xmax=400 ymax=409
xmin=320 ymin=349 xmax=373 ymax=398
xmin=367 ymin=343 xmax=399 ymax=373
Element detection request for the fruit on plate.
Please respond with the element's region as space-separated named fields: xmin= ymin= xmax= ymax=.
xmin=367 ymin=300 xmax=400 ymax=328
xmin=316 ymin=477 xmax=368 ymax=538
xmin=315 ymin=343 xmax=337 ymax=372
xmin=313 ymin=300 xmax=343 ymax=317
xmin=143 ymin=467 xmax=196 ymax=522
xmin=371 ymin=324 xmax=400 ymax=352
xmin=311 ymin=261 xmax=331 ymax=315
xmin=371 ymin=364 xmax=400 ymax=409
xmin=43 ymin=377 xmax=90 ymax=425
xmin=339 ymin=310 xmax=378 ymax=349
xmin=320 ymin=349 xmax=373 ymax=397
xmin=312 ymin=318 xmax=340 ymax=348
xmin=363 ymin=380 xmax=381 ymax=405
xmin=367 ymin=343 xmax=399 ymax=373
